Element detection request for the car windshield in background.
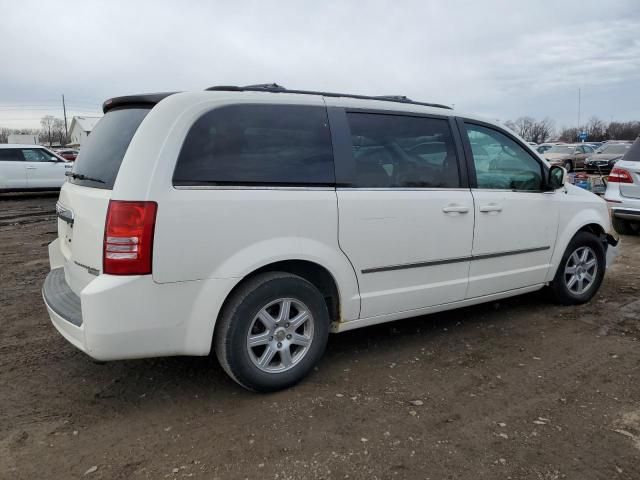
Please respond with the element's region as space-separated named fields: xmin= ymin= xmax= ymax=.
xmin=599 ymin=144 xmax=631 ymax=155
xmin=70 ymin=107 xmax=150 ymax=189
xmin=546 ymin=145 xmax=574 ymax=154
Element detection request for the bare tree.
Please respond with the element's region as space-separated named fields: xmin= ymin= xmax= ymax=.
xmin=52 ymin=118 xmax=68 ymax=146
xmin=558 ymin=127 xmax=579 ymax=142
xmin=529 ymin=117 xmax=554 ymax=143
xmin=505 ymin=117 xmax=554 ymax=143
xmin=40 ymin=115 xmax=56 ymax=146
xmin=607 ymin=121 xmax=640 ymax=141
xmin=585 ymin=116 xmax=607 ymax=141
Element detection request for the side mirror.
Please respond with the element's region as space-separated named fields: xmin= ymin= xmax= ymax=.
xmin=548 ymin=165 xmax=567 ymax=190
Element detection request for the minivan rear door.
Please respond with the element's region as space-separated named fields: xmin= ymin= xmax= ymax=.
xmin=56 ymin=107 xmax=151 ymax=295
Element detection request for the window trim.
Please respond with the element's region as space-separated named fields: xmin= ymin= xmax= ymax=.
xmin=456 ymin=118 xmax=549 ymax=192
xmin=327 ymin=107 xmax=468 ymax=189
xmin=172 ymin=103 xmax=336 ymax=188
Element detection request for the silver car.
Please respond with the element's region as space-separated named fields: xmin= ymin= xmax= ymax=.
xmin=605 ymin=136 xmax=640 ymax=235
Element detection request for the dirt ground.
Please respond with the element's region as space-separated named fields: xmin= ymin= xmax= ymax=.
xmin=1 ymin=192 xmax=639 ymax=480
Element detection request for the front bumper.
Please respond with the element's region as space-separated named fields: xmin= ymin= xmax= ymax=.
xmin=42 ymin=254 xmax=238 ymax=361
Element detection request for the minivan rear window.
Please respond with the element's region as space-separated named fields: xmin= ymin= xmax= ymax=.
xmin=173 ymin=104 xmax=334 ymax=186
xmin=69 ymin=108 xmax=150 ymax=189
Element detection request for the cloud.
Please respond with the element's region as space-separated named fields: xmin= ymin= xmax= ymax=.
xmin=0 ymin=0 xmax=638 ymax=128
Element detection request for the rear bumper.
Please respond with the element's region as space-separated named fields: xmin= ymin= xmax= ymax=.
xmin=611 ymin=208 xmax=640 ymax=221
xmin=43 ymin=269 xmax=86 ymax=352
xmin=42 ymin=261 xmax=238 ymax=361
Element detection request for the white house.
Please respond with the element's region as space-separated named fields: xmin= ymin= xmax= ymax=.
xmin=68 ymin=116 xmax=102 ymax=147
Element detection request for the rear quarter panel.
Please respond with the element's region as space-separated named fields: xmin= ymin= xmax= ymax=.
xmin=115 ymin=92 xmax=361 ymax=322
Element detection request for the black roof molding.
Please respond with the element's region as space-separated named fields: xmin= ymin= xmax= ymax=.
xmin=205 ymin=84 xmax=452 ymax=110
xmin=102 ymin=92 xmax=178 ymax=113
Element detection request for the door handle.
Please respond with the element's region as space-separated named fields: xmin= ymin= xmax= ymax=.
xmin=479 ymin=204 xmax=502 ymax=213
xmin=26 ymin=166 xmax=37 ymax=170
xmin=442 ymin=204 xmax=470 ymax=214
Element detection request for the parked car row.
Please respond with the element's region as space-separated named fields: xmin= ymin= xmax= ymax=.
xmin=536 ymin=140 xmax=633 ymax=173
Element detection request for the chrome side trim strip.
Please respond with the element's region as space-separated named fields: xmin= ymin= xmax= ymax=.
xmin=361 ymin=246 xmax=550 ymax=274
xmin=173 ymin=185 xmax=335 ymax=191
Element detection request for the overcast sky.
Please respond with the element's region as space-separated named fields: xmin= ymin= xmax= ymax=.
xmin=1 ymin=0 xmax=639 ymax=130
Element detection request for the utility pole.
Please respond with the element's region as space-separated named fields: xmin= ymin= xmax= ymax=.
xmin=577 ymin=88 xmax=581 ymax=136
xmin=62 ymin=94 xmax=68 ymax=143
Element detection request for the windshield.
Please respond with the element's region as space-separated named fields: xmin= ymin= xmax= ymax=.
xmin=546 ymin=145 xmax=574 ymax=154
xmin=70 ymin=107 xmax=150 ymax=189
xmin=598 ymin=144 xmax=631 ymax=155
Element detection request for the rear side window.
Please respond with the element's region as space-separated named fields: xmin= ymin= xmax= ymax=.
xmin=70 ymin=108 xmax=150 ymax=189
xmin=0 ymin=149 xmax=23 ymax=161
xmin=346 ymin=113 xmax=460 ymax=188
xmin=173 ymin=104 xmax=334 ymax=186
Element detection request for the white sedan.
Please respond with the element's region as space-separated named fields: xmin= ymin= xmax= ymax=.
xmin=0 ymin=144 xmax=72 ymax=192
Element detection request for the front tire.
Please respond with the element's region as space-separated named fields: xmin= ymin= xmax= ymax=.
xmin=563 ymin=160 xmax=573 ymax=172
xmin=550 ymin=232 xmax=605 ymax=305
xmin=214 ymin=272 xmax=329 ymax=392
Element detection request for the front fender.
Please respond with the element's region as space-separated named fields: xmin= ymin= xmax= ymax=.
xmin=545 ymin=207 xmax=611 ymax=283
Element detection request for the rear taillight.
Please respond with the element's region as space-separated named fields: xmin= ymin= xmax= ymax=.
xmin=103 ymin=200 xmax=158 ymax=275
xmin=608 ymin=167 xmax=633 ymax=183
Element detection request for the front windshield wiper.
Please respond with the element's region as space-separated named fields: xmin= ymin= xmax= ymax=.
xmin=65 ymin=171 xmax=106 ymax=184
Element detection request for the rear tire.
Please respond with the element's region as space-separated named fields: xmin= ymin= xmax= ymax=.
xmin=214 ymin=272 xmax=329 ymax=392
xmin=563 ymin=160 xmax=573 ymax=172
xmin=551 ymin=232 xmax=605 ymax=305
xmin=612 ymin=217 xmax=638 ymax=235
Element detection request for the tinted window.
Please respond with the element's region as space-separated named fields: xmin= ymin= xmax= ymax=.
xmin=0 ymin=149 xmax=23 ymax=162
xmin=70 ymin=108 xmax=149 ymax=189
xmin=22 ymin=149 xmax=55 ymax=162
xmin=346 ymin=113 xmax=460 ymax=188
xmin=465 ymin=123 xmax=543 ymax=191
xmin=173 ymin=105 xmax=334 ymax=186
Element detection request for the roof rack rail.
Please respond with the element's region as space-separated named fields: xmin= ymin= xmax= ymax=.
xmin=205 ymin=84 xmax=452 ymax=110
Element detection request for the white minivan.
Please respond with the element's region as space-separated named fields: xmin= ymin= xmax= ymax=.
xmin=43 ymin=85 xmax=619 ymax=391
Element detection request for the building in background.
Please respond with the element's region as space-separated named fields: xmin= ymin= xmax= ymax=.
xmin=7 ymin=133 xmax=39 ymax=144
xmin=68 ymin=116 xmax=101 ymax=147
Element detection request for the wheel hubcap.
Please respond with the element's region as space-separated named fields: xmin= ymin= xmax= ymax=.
xmin=564 ymin=246 xmax=597 ymax=295
xmin=246 ymin=298 xmax=314 ymax=373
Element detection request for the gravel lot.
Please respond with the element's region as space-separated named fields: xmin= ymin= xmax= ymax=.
xmin=1 ymin=192 xmax=639 ymax=480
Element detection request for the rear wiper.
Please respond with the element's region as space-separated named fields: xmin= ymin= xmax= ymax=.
xmin=65 ymin=171 xmax=106 ymax=184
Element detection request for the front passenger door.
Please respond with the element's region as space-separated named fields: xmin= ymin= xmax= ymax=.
xmin=22 ymin=148 xmax=67 ymax=188
xmin=461 ymin=121 xmax=559 ymax=298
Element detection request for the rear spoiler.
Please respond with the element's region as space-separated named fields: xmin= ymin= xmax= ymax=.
xmin=102 ymin=92 xmax=178 ymax=114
